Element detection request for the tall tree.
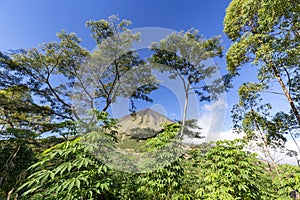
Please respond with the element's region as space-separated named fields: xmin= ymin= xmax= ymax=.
xmin=224 ymin=0 xmax=300 ymax=160
xmin=74 ymin=15 xmax=157 ymax=121
xmin=10 ymin=15 xmax=157 ymax=199
xmin=150 ymin=29 xmax=224 ymax=139
xmin=3 ymin=15 xmax=157 ymax=135
xmin=0 ymin=85 xmax=62 ymax=198
xmin=224 ymin=0 xmax=300 ymax=125
xmin=10 ymin=31 xmax=88 ymax=123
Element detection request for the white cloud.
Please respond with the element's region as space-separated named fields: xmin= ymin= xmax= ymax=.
xmin=184 ymin=99 xmax=232 ymax=145
xmin=245 ymin=139 xmax=299 ymax=166
xmin=285 ymin=138 xmax=300 ymax=152
xmin=186 ymin=99 xmax=300 ymax=166
xmin=215 ymin=129 xmax=245 ymax=141
xmin=197 ymin=99 xmax=230 ymax=142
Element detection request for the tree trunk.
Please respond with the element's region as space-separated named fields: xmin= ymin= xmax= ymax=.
xmin=270 ymin=64 xmax=300 ymax=157
xmin=253 ymin=117 xmax=279 ymax=175
xmin=180 ymin=91 xmax=189 ymax=139
xmin=0 ymin=146 xmax=20 ymax=185
xmin=270 ymin=65 xmax=300 ymax=126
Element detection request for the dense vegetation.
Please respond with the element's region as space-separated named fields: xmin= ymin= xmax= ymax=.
xmin=1 ymin=0 xmax=299 ymax=199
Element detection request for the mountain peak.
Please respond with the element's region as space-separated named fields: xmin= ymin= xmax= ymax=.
xmin=117 ymin=108 xmax=172 ymax=139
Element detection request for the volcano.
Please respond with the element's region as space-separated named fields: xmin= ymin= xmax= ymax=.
xmin=117 ymin=108 xmax=173 ymax=139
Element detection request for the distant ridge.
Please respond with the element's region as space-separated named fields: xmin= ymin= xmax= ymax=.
xmin=117 ymin=108 xmax=173 ymax=139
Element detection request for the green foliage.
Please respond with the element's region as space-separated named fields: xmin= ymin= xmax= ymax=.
xmin=150 ymin=29 xmax=225 ymax=138
xmin=17 ymin=110 xmax=120 ymax=199
xmin=175 ymin=119 xmax=203 ymax=139
xmin=0 ymin=136 xmax=63 ymax=199
xmin=192 ymin=139 xmax=269 ymax=199
xmin=18 ymin=137 xmax=114 ymax=200
xmin=0 ymin=15 xmax=158 ymax=199
xmin=224 ymin=0 xmax=299 ymax=67
xmin=273 ymin=164 xmax=300 ymax=199
xmin=78 ymin=15 xmax=157 ymax=114
xmin=224 ymin=0 xmax=300 ymax=130
xmin=232 ymin=82 xmax=287 ymax=148
xmin=0 ymin=140 xmax=35 ymax=199
xmin=17 ymin=125 xmax=300 ymax=199
xmin=0 ymin=86 xmax=55 ymax=139
xmin=150 ymin=29 xmax=224 ymax=102
xmin=10 ymin=30 xmax=88 ymax=123
xmin=136 ymin=123 xmax=187 ymax=200
xmin=224 ymin=0 xmax=300 ymax=168
xmin=0 ymin=84 xmax=63 ymax=198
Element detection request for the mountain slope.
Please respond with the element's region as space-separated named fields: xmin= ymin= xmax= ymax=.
xmin=117 ymin=108 xmax=173 ymax=139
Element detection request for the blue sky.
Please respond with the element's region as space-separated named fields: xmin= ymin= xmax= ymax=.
xmin=0 ymin=0 xmax=264 ymax=132
xmin=1 ymin=0 xmax=232 ymax=51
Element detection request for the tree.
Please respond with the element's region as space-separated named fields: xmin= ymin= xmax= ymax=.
xmin=0 ymin=86 xmax=54 ymax=138
xmin=0 ymin=85 xmax=58 ymax=198
xmin=0 ymin=31 xmax=88 ymax=197
xmin=224 ymin=0 xmax=300 ymax=166
xmin=224 ymin=0 xmax=300 ymax=108
xmin=10 ymin=15 xmax=159 ymax=199
xmin=74 ymin=15 xmax=157 ymax=120
xmin=5 ymin=15 xmax=156 ymax=134
xmin=150 ymin=29 xmax=224 ymax=139
xmin=10 ymin=31 xmax=88 ymax=124
xmin=0 ymin=52 xmax=20 ymax=89
xmin=0 ymin=136 xmax=63 ymax=200
xmin=231 ymin=83 xmax=287 ymax=172
xmin=176 ymin=119 xmax=203 ymax=139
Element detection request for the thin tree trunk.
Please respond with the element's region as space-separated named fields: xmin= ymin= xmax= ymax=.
xmin=180 ymin=91 xmax=189 ymax=139
xmin=270 ymin=64 xmax=300 ymax=160
xmin=1 ymin=147 xmax=20 ymax=200
xmin=0 ymin=146 xmax=20 ymax=185
xmin=270 ymin=64 xmax=300 ymax=126
xmin=254 ymin=121 xmax=279 ymax=175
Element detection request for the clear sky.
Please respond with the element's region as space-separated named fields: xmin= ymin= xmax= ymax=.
xmin=1 ymin=0 xmax=286 ymax=134
xmin=1 ymin=0 xmax=232 ymax=51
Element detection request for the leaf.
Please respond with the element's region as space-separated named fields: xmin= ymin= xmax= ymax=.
xmin=75 ymin=178 xmax=81 ymax=190
xmin=68 ymin=178 xmax=76 ymax=192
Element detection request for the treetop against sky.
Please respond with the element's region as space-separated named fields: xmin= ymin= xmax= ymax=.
xmin=1 ymin=1 xmax=234 ymax=130
xmin=0 ymin=0 xmax=297 ymax=160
